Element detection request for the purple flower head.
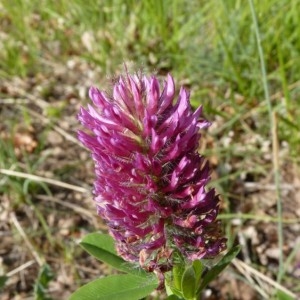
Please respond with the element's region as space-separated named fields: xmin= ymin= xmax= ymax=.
xmin=78 ymin=71 xmax=226 ymax=273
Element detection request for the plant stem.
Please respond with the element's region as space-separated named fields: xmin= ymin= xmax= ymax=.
xmin=248 ymin=0 xmax=284 ymax=284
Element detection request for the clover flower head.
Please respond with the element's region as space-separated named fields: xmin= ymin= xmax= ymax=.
xmin=78 ymin=71 xmax=226 ymax=273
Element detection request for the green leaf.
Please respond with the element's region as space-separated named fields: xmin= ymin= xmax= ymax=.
xmin=192 ymin=260 xmax=203 ymax=287
xmin=69 ymin=274 xmax=158 ymax=300
xmin=81 ymin=232 xmax=117 ymax=254
xmin=181 ymin=266 xmax=196 ymax=300
xmin=34 ymin=264 xmax=54 ymax=300
xmin=166 ymin=295 xmax=184 ymax=300
xmin=199 ymin=245 xmax=241 ymax=291
xmin=165 ymin=264 xmax=184 ymax=298
xmin=80 ymin=233 xmax=147 ymax=277
xmin=0 ymin=276 xmax=8 ymax=290
xmin=277 ymin=290 xmax=295 ymax=300
xmin=172 ymin=263 xmax=185 ymax=291
xmin=167 ymin=251 xmax=185 ymax=297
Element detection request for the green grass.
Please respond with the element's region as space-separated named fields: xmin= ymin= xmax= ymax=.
xmin=2 ymin=0 xmax=298 ymax=150
xmin=1 ymin=0 xmax=300 ymax=299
